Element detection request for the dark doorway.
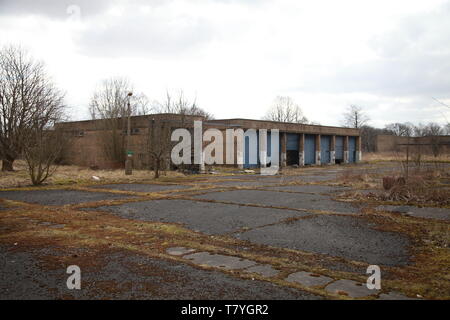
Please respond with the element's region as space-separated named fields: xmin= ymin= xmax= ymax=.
xmin=287 ymin=150 xmax=299 ymax=165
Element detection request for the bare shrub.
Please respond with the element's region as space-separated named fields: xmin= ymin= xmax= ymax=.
xmin=24 ymin=128 xmax=67 ymax=185
xmin=382 ymin=176 xmax=405 ymax=190
xmin=370 ymin=165 xmax=450 ymax=206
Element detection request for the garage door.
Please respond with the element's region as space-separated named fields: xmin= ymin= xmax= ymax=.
xmin=286 ymin=133 xmax=299 ymax=165
xmin=349 ymin=136 xmax=356 ymax=163
xmin=304 ymin=134 xmax=316 ymax=165
xmin=320 ymin=135 xmax=331 ymax=164
xmin=335 ymin=136 xmax=344 ymax=161
xmin=244 ymin=132 xmax=258 ymax=168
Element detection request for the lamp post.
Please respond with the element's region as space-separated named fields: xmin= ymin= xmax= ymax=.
xmin=125 ymin=91 xmax=133 ymax=175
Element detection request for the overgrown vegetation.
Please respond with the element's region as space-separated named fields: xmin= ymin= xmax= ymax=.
xmin=370 ymin=164 xmax=450 ymax=206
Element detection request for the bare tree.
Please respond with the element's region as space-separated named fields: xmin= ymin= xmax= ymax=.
xmin=444 ymin=123 xmax=450 ymax=135
xmin=0 ymin=45 xmax=65 ymax=172
xmin=422 ymin=122 xmax=444 ymax=157
xmin=423 ymin=122 xmax=443 ymax=136
xmin=148 ymin=118 xmax=172 ymax=179
xmin=88 ymin=77 xmax=152 ymax=164
xmin=342 ymin=105 xmax=370 ymax=129
xmin=154 ymin=90 xmax=214 ymax=120
xmin=89 ymin=78 xmax=151 ymax=119
xmin=24 ymin=127 xmax=67 ymax=185
xmin=263 ymin=96 xmax=308 ymax=124
xmin=385 ymin=122 xmax=414 ymax=137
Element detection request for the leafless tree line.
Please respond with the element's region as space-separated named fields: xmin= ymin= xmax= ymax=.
xmin=89 ymin=80 xmax=212 ymax=175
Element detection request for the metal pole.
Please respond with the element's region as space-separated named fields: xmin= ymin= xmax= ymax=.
xmin=125 ymin=92 xmax=133 ymax=175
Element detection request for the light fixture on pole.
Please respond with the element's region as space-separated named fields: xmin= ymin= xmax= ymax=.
xmin=125 ymin=91 xmax=133 ymax=175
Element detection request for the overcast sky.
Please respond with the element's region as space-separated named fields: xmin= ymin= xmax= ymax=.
xmin=1 ymin=0 xmax=449 ymax=127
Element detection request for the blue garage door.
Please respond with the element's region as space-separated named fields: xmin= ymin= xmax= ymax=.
xmin=349 ymin=136 xmax=356 ymax=163
xmin=286 ymin=133 xmax=299 ymax=151
xmin=244 ymin=130 xmax=278 ymax=168
xmin=335 ymin=136 xmax=344 ymax=160
xmin=304 ymin=134 xmax=316 ymax=165
xmin=320 ymin=135 xmax=331 ymax=164
xmin=244 ymin=131 xmax=258 ymax=168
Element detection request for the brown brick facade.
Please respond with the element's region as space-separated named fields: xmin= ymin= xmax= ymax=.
xmin=57 ymin=114 xmax=361 ymax=169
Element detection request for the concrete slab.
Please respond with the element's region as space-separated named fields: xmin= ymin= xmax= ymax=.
xmin=376 ymin=205 xmax=450 ymax=221
xmin=184 ymin=252 xmax=257 ymax=270
xmin=0 ymin=189 xmax=134 ymax=206
xmin=92 ymin=199 xmax=308 ymax=235
xmin=193 ymin=189 xmax=360 ymax=214
xmin=166 ymin=247 xmax=196 ymax=256
xmin=325 ymin=279 xmax=379 ymax=298
xmin=265 ymin=185 xmax=351 ymax=194
xmin=235 ymin=215 xmax=410 ymax=266
xmin=91 ymin=183 xmax=190 ymax=192
xmin=245 ymin=264 xmax=280 ymax=277
xmin=286 ymin=271 xmax=333 ymax=287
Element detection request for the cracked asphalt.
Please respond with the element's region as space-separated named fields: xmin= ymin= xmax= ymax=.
xmin=1 ymin=162 xmax=449 ymax=299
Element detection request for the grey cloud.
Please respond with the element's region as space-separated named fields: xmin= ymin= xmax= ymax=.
xmin=0 ymin=0 xmax=115 ymax=18
xmin=311 ymin=53 xmax=450 ymax=97
xmin=298 ymin=3 xmax=450 ymax=98
xmin=0 ymin=0 xmax=261 ymax=18
xmin=74 ymin=12 xmax=214 ymax=57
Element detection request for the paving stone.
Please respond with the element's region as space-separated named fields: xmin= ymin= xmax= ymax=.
xmin=245 ymin=264 xmax=280 ymax=277
xmin=325 ymin=279 xmax=379 ymax=298
xmin=91 ymin=183 xmax=189 ymax=192
xmin=166 ymin=247 xmax=196 ymax=256
xmin=378 ymin=292 xmax=418 ymax=300
xmin=376 ymin=205 xmax=450 ymax=221
xmin=286 ymin=271 xmax=333 ymax=287
xmin=0 ymin=189 xmax=133 ymax=206
xmin=184 ymin=252 xmax=257 ymax=270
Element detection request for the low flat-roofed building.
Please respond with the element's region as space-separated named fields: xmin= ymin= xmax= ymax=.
xmin=56 ymin=114 xmax=361 ymax=170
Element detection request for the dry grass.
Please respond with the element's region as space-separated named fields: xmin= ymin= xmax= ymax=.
xmin=370 ymin=167 xmax=450 ymax=207
xmin=0 ymin=160 xmax=185 ymax=189
xmin=337 ymin=168 xmax=380 ymax=189
xmin=364 ymin=152 xmax=450 ymax=163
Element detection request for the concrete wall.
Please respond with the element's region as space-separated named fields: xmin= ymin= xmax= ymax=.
xmin=376 ymin=135 xmax=450 ymax=155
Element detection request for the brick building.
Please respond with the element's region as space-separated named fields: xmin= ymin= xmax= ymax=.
xmin=56 ymin=114 xmax=361 ymax=170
